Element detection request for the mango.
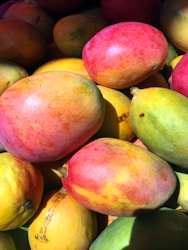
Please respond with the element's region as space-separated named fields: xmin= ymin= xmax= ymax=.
xmin=61 ymin=137 xmax=176 ymax=217
xmin=0 ymin=60 xmax=28 ymax=95
xmin=175 ymin=169 xmax=188 ymax=210
xmin=130 ymin=87 xmax=188 ymax=169
xmin=89 ymin=209 xmax=188 ymax=250
xmin=0 ymin=71 xmax=105 ymax=163
xmin=160 ymin=0 xmax=188 ymax=52
xmin=96 ymin=85 xmax=135 ymax=141
xmin=0 ymin=231 xmax=16 ymax=250
xmin=82 ymin=21 xmax=168 ymax=89
xmin=28 ymin=187 xmax=98 ymax=250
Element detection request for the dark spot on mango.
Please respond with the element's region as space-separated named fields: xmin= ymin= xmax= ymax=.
xmin=139 ymin=113 xmax=145 ymax=117
xmin=118 ymin=112 xmax=129 ymax=122
xmin=24 ymin=199 xmax=33 ymax=210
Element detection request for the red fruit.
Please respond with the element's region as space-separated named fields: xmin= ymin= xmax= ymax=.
xmin=62 ymin=137 xmax=177 ymax=217
xmin=170 ymin=52 xmax=188 ymax=97
xmin=0 ymin=71 xmax=105 ymax=163
xmin=82 ymin=21 xmax=168 ymax=89
xmin=101 ymin=0 xmax=161 ymax=24
xmin=0 ymin=0 xmax=17 ymax=19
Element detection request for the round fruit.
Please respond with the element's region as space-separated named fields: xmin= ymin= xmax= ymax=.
xmin=96 ymin=85 xmax=135 ymax=141
xmin=0 ymin=231 xmax=16 ymax=250
xmin=82 ymin=21 xmax=168 ymax=89
xmin=160 ymin=0 xmax=188 ymax=52
xmin=0 ymin=152 xmax=44 ymax=230
xmin=0 ymin=71 xmax=105 ymax=163
xmin=33 ymin=57 xmax=92 ymax=80
xmin=169 ymin=52 xmax=188 ymax=97
xmin=53 ymin=14 xmax=107 ymax=58
xmin=0 ymin=19 xmax=48 ymax=69
xmin=28 ymin=188 xmax=98 ymax=250
xmin=3 ymin=2 xmax=55 ymax=42
xmin=0 ymin=60 xmax=28 ymax=95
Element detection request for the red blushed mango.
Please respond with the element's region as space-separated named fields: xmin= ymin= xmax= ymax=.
xmin=170 ymin=52 xmax=188 ymax=97
xmin=61 ymin=137 xmax=177 ymax=217
xmin=0 ymin=71 xmax=105 ymax=163
xmin=82 ymin=22 xmax=168 ymax=89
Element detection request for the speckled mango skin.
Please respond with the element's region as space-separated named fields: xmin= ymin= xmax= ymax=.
xmin=130 ymin=87 xmax=188 ymax=169
xmin=62 ymin=137 xmax=177 ymax=217
xmin=0 ymin=71 xmax=105 ymax=163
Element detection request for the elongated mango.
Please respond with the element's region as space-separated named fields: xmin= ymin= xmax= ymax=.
xmin=61 ymin=137 xmax=176 ymax=217
xmin=130 ymin=87 xmax=188 ymax=169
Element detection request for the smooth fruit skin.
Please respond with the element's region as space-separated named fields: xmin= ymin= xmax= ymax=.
xmin=0 ymin=71 xmax=105 ymax=162
xmin=82 ymin=22 xmax=168 ymax=89
xmin=175 ymin=170 xmax=188 ymax=210
xmin=170 ymin=52 xmax=188 ymax=97
xmin=62 ymin=137 xmax=176 ymax=217
xmin=130 ymin=87 xmax=188 ymax=169
xmin=0 ymin=152 xmax=44 ymax=230
xmin=160 ymin=0 xmax=188 ymax=52
xmin=3 ymin=2 xmax=55 ymax=42
xmin=0 ymin=61 xmax=28 ymax=95
xmin=96 ymin=85 xmax=135 ymax=141
xmin=33 ymin=57 xmax=92 ymax=80
xmin=0 ymin=231 xmax=16 ymax=250
xmin=89 ymin=209 xmax=188 ymax=250
xmin=28 ymin=188 xmax=98 ymax=250
xmin=53 ymin=14 xmax=107 ymax=58
xmin=0 ymin=19 xmax=48 ymax=69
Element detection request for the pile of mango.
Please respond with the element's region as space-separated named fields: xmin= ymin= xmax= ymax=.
xmin=0 ymin=0 xmax=188 ymax=249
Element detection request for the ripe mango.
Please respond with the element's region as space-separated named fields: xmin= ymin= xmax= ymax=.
xmin=61 ymin=137 xmax=176 ymax=216
xmin=0 ymin=71 xmax=105 ymax=162
xmin=89 ymin=209 xmax=188 ymax=250
xmin=96 ymin=85 xmax=135 ymax=141
xmin=130 ymin=87 xmax=188 ymax=169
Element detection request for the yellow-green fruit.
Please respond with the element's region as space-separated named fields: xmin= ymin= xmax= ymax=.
xmin=160 ymin=0 xmax=188 ymax=52
xmin=96 ymin=85 xmax=135 ymax=141
xmin=130 ymin=87 xmax=188 ymax=169
xmin=0 ymin=61 xmax=28 ymax=95
xmin=89 ymin=209 xmax=188 ymax=250
xmin=0 ymin=231 xmax=16 ymax=250
xmin=28 ymin=188 xmax=98 ymax=250
xmin=0 ymin=152 xmax=44 ymax=230
xmin=175 ymin=170 xmax=188 ymax=210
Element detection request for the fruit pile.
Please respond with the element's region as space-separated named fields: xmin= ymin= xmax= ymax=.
xmin=0 ymin=0 xmax=188 ymax=249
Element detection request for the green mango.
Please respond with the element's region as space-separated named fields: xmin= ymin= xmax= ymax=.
xmin=129 ymin=87 xmax=188 ymax=169
xmin=90 ymin=209 xmax=188 ymax=250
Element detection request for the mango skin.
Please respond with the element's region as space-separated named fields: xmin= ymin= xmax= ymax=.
xmin=160 ymin=0 xmax=188 ymax=52
xmin=62 ymin=137 xmax=176 ymax=217
xmin=89 ymin=209 xmax=188 ymax=250
xmin=96 ymin=85 xmax=135 ymax=141
xmin=175 ymin=170 xmax=188 ymax=210
xmin=130 ymin=87 xmax=188 ymax=169
xmin=0 ymin=71 xmax=105 ymax=163
xmin=82 ymin=21 xmax=168 ymax=89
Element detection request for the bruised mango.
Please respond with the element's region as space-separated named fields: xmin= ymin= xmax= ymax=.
xmin=130 ymin=87 xmax=188 ymax=169
xmin=61 ymin=137 xmax=176 ymax=217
